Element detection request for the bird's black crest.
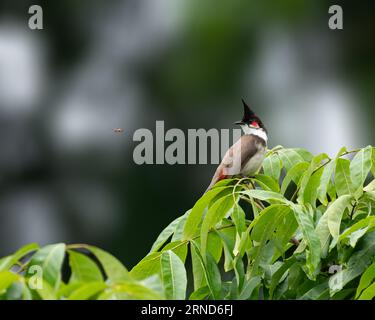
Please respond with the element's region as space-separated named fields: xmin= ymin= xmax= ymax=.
xmin=241 ymin=99 xmax=267 ymax=132
xmin=241 ymin=99 xmax=255 ymax=122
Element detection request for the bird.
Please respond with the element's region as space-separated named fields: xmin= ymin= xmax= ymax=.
xmin=205 ymin=100 xmax=268 ymax=193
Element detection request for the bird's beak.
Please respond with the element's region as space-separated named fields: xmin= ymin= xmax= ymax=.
xmin=234 ymin=120 xmax=244 ymax=125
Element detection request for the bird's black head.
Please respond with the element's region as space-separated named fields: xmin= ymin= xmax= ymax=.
xmin=234 ymin=99 xmax=267 ymax=133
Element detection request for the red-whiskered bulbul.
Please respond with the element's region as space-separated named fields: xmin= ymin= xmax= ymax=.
xmin=205 ymin=100 xmax=268 ymax=192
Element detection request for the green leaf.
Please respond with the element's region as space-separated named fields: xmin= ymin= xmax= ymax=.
xmin=292 ymin=205 xmax=321 ymax=279
xmin=292 ymin=148 xmax=314 ymax=162
xmin=273 ymin=208 xmax=298 ymax=254
xmin=233 ymin=230 xmax=251 ymax=259
xmin=191 ymin=241 xmax=221 ymax=299
xmin=233 ymin=258 xmax=245 ymax=291
xmin=217 ymin=227 xmax=236 ymax=272
xmin=251 ymin=205 xmax=289 ymax=242
xmin=364 ymin=179 xmax=375 ymax=192
xmin=358 ymin=282 xmax=375 ymax=300
xmin=340 ymin=216 xmax=375 ymax=245
xmin=68 ymin=282 xmax=106 ymax=300
xmin=57 ymin=282 xmax=84 ymax=299
xmin=0 ymin=271 xmax=19 ymax=292
xmin=207 ymin=232 xmax=223 ymax=263
xmin=277 ymin=148 xmax=305 ymax=171
xmin=326 ymin=195 xmax=353 ymax=240
xmin=190 ymin=240 xmax=206 ymax=290
xmin=205 ymin=253 xmax=222 ymax=300
xmin=231 ymin=205 xmax=246 ymax=234
xmin=327 ymin=179 xmax=337 ymax=202
xmin=130 ymin=253 xmax=161 ymax=281
xmin=28 ymin=243 xmax=66 ymax=290
xmin=139 ymin=275 xmax=164 ymax=297
xmin=337 ymin=146 xmax=348 ymax=157
xmin=200 ymin=194 xmax=236 ymax=260
xmin=160 ymin=250 xmax=187 ymax=300
xmin=262 ymin=153 xmax=282 ymax=181
xmin=105 ymin=282 xmax=164 ymax=300
xmin=331 ymin=288 xmax=355 ymax=300
xmin=335 ymin=158 xmax=354 ymax=196
xmin=0 ymin=243 xmax=39 ymax=272
xmin=348 ymin=228 xmax=369 ymax=248
xmin=250 ymin=205 xmax=290 ymax=276
xmin=371 ymin=148 xmax=375 ymax=177
xmin=315 ymin=212 xmax=330 ymax=258
xmin=87 ymin=246 xmax=129 ymax=283
xmin=280 ymin=162 xmax=309 ymax=195
xmin=318 ymin=160 xmax=336 ymax=205
xmin=5 ymin=282 xmax=24 ymax=300
xmin=253 ymin=174 xmax=280 ymax=193
xmin=366 ymin=190 xmax=375 ymax=201
xmin=131 ymin=241 xmax=188 ymax=280
xmin=183 ymin=186 xmax=232 ymax=240
xmin=162 ymin=241 xmax=188 ymax=262
xmin=298 ymin=282 xmax=329 ymax=300
xmin=171 ymin=211 xmax=190 ymax=241
xmin=238 ymin=276 xmax=261 ymax=300
xmin=297 ymin=153 xmax=328 ymax=204
xmin=350 ymin=146 xmax=373 ymax=194
xmin=287 ymin=263 xmax=304 ymax=293
xmin=356 ymin=261 xmax=375 ymax=298
xmin=242 ymin=189 xmax=288 ymax=203
xmin=189 ymin=286 xmax=210 ymax=300
xmin=150 ymin=213 xmax=186 ymax=253
xmin=210 ymin=178 xmax=234 ymax=189
xmin=269 ymin=257 xmax=296 ymax=298
xmin=0 ymin=257 xmax=12 ymax=273
xmin=329 ymin=233 xmax=375 ymax=295
xmin=302 ymin=167 xmax=324 ymax=207
xmin=68 ymin=250 xmax=103 ymax=283
xmin=34 ymin=279 xmax=57 ymax=300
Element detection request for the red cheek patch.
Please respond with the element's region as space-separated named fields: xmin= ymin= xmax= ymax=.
xmin=251 ymin=121 xmax=259 ymax=128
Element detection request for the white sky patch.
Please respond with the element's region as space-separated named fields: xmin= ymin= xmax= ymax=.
xmin=0 ymin=21 xmax=46 ymax=114
xmin=50 ymin=93 xmax=138 ymax=152
xmin=246 ymin=26 xmax=364 ymax=157
xmin=273 ymin=83 xmax=363 ymax=156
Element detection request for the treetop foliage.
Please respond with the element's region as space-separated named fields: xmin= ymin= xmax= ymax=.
xmin=1 ymin=145 xmax=375 ymax=300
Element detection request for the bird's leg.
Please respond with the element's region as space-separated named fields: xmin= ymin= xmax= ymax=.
xmin=232 ymin=174 xmax=249 ymax=186
xmin=234 ymin=174 xmax=248 ymax=179
xmin=290 ymin=237 xmax=300 ymax=246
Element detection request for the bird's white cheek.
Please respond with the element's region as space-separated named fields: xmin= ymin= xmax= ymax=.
xmin=240 ymin=125 xmax=251 ymax=135
xmin=241 ymin=126 xmax=268 ymax=143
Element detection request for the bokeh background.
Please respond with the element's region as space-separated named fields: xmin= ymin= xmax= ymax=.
xmin=0 ymin=0 xmax=374 ymax=268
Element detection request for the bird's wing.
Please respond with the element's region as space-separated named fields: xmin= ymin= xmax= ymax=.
xmin=205 ymin=135 xmax=260 ymax=192
xmin=222 ymin=134 xmax=259 ymax=172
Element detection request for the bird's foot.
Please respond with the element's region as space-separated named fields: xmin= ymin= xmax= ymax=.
xmin=290 ymin=237 xmax=300 ymax=246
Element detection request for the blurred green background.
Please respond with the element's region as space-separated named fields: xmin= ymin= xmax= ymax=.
xmin=0 ymin=0 xmax=374 ymax=267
